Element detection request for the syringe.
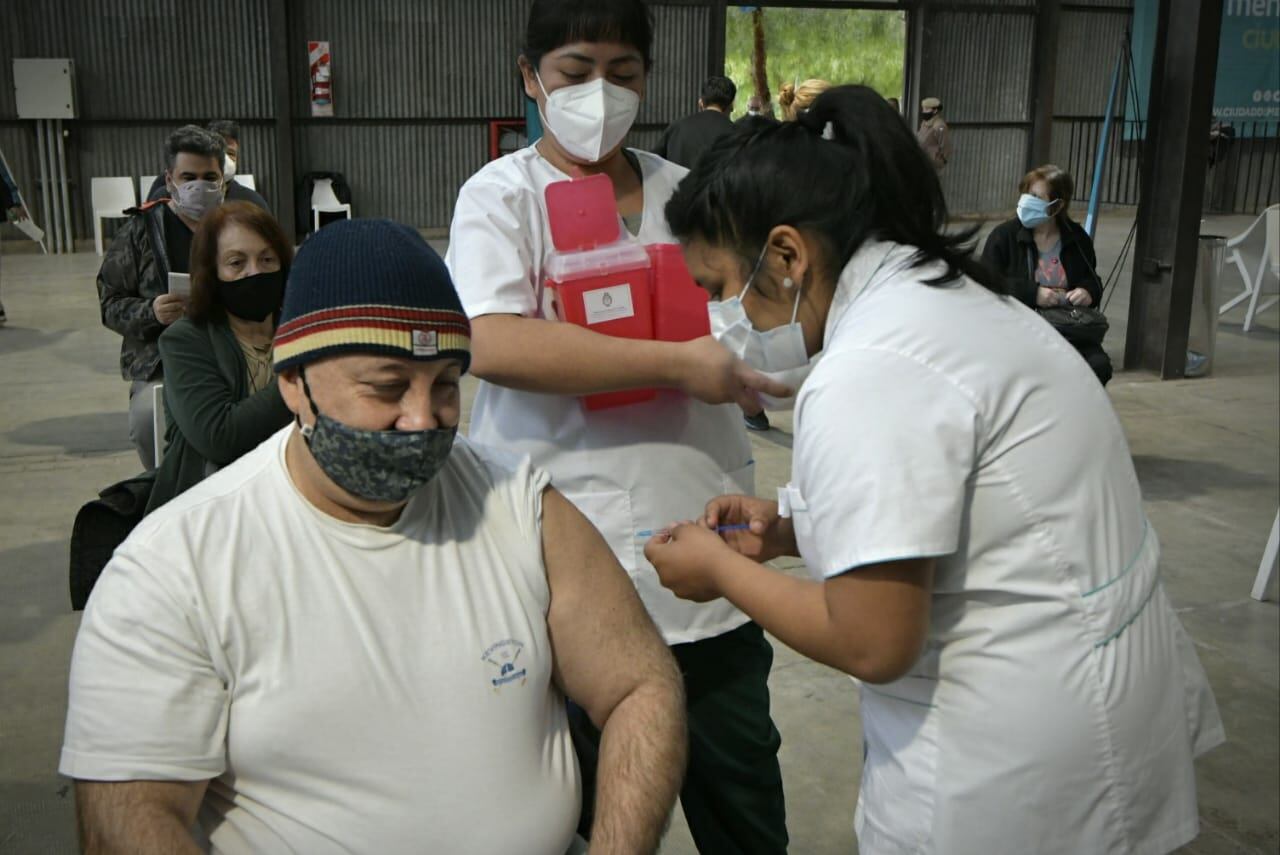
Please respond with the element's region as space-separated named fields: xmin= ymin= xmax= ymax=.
xmin=635 ymin=523 xmax=751 ymax=538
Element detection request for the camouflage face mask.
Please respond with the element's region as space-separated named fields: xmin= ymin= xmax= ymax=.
xmin=298 ymin=367 xmax=455 ymax=503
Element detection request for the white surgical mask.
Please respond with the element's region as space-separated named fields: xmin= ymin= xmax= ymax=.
xmin=708 ymin=246 xmax=815 ymax=408
xmin=536 ymin=73 xmax=641 ymax=163
xmin=169 ymin=178 xmax=223 ymax=221
xmin=223 ymin=154 xmax=237 ymax=181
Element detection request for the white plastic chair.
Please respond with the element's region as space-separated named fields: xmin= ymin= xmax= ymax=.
xmin=311 ymin=177 xmax=351 ymax=232
xmin=237 ymin=173 xmax=256 ymax=191
xmin=152 ymin=383 xmax=166 ymax=467
xmin=139 ymin=175 xmax=157 ymax=201
xmin=1219 ymin=204 xmax=1279 ymax=332
xmin=92 ymin=177 xmax=137 ymax=255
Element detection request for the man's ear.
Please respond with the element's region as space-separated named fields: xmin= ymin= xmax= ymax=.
xmin=277 ymin=369 xmax=307 ymax=424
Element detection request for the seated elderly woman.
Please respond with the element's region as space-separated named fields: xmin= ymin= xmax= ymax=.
xmin=145 ymin=201 xmax=294 ymax=513
xmin=981 ymin=164 xmax=1112 ymax=385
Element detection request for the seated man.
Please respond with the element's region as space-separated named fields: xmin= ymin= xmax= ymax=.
xmin=63 ymin=220 xmax=687 ymax=854
xmin=147 ymin=120 xmax=269 ymax=210
xmin=97 ymin=124 xmax=227 ymax=469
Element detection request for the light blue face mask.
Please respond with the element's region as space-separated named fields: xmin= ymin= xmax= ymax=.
xmin=1017 ymin=193 xmax=1060 ymax=229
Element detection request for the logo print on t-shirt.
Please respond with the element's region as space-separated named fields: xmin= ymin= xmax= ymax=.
xmin=482 ymin=639 xmax=528 ymax=690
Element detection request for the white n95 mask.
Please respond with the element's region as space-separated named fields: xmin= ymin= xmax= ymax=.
xmin=223 ymin=155 xmax=237 ymax=181
xmin=537 ymin=73 xmax=641 ymax=163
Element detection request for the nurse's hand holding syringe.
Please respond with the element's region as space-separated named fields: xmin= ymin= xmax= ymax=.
xmin=639 ymin=495 xmax=798 ymax=565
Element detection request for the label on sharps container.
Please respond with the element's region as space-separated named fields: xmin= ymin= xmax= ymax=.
xmin=583 ymin=284 xmax=635 ymax=325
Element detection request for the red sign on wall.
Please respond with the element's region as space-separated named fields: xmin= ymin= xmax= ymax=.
xmin=309 ymin=41 xmax=333 ymax=118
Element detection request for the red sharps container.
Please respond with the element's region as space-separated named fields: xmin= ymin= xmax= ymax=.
xmin=544 ymin=173 xmax=656 ymax=411
xmin=647 ymin=243 xmax=711 ymax=342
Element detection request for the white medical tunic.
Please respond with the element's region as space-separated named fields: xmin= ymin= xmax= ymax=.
xmin=446 ymin=145 xmax=752 ymax=645
xmin=786 ymin=241 xmax=1224 ymax=854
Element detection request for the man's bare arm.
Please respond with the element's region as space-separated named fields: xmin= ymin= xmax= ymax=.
xmin=75 ymin=779 xmax=207 ymax=855
xmin=541 ymin=488 xmax=687 ymax=855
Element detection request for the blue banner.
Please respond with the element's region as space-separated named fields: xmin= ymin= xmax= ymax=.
xmin=1131 ymin=0 xmax=1280 ymax=132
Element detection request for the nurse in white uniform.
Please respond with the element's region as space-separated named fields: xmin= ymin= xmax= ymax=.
xmin=444 ymin=1 xmax=790 ymax=851
xmin=646 ymin=85 xmax=1224 ymax=855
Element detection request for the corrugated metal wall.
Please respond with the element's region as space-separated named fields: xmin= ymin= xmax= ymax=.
xmin=0 ymin=0 xmax=280 ymax=241
xmin=1 ymin=0 xmax=717 ymax=238
xmin=286 ymin=0 xmax=531 ymax=119
xmin=920 ymin=7 xmax=1035 ymax=213
xmin=20 ymin=0 xmax=1252 ymax=236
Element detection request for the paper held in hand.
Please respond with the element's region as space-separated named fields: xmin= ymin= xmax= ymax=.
xmin=167 ymin=272 xmax=192 ymax=300
xmin=14 ymin=217 xmax=43 ymax=245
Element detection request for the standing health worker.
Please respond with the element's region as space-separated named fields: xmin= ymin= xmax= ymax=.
xmin=444 ymin=1 xmax=789 ymax=853
xmin=647 ymin=85 xmax=1224 ymax=855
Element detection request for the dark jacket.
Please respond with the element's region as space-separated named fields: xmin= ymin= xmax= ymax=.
xmin=96 ymin=200 xmax=173 ymax=381
xmin=653 ymin=109 xmax=736 ymax=170
xmin=147 ymin=175 xmax=270 ymax=211
xmin=146 ymin=315 xmax=292 ymax=514
xmin=981 ymin=217 xmax=1103 ymax=309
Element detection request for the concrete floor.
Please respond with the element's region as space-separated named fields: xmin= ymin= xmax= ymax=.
xmin=0 ymin=211 xmax=1276 ymax=853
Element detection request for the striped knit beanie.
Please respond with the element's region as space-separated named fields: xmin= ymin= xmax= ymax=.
xmin=273 ymin=219 xmax=471 ymax=373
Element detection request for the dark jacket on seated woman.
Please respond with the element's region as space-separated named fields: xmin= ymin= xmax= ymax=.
xmin=982 ymin=216 xmax=1103 ymax=310
xmin=145 ymin=201 xmax=294 ymax=514
xmin=145 ymin=313 xmax=291 ymax=513
xmin=982 ymin=214 xmax=1112 ymax=386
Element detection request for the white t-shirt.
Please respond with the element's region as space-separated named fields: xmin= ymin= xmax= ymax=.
xmin=61 ymin=428 xmax=580 ymax=855
xmin=784 ymin=241 xmax=1224 ymax=855
xmin=446 ymin=145 xmax=752 ymax=645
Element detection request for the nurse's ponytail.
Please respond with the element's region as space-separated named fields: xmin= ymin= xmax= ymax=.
xmin=666 ymin=84 xmax=1005 ymax=295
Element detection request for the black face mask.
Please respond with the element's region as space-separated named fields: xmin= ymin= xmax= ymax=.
xmin=217 ymin=269 xmax=286 ymax=322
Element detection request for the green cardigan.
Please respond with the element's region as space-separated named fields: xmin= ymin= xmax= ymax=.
xmin=145 ymin=315 xmax=292 ymax=514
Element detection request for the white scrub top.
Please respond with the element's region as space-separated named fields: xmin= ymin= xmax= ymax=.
xmin=786 ymin=241 xmax=1224 ymax=855
xmin=446 ymin=145 xmax=752 ymax=645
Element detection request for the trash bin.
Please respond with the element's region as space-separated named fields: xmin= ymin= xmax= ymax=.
xmin=1186 ymin=234 xmax=1226 ymax=377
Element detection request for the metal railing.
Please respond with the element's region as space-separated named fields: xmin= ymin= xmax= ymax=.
xmin=1056 ymin=117 xmax=1280 ymax=215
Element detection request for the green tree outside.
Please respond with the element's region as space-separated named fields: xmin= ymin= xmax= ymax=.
xmin=724 ymin=7 xmax=907 ymax=119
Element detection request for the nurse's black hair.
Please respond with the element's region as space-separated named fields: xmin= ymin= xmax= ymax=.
xmin=665 ymin=85 xmax=1005 ymax=294
xmin=523 ymin=0 xmax=654 ymax=71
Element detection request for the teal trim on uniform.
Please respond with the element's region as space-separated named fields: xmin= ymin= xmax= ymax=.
xmin=1082 ymin=520 xmax=1150 ymax=598
xmin=1093 ymin=571 xmax=1161 ymax=649
xmin=863 ymin=684 xmax=937 ymax=709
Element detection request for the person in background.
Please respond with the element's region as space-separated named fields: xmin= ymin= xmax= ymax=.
xmin=981 ymin=164 xmax=1112 ymax=385
xmin=739 ymin=94 xmax=767 ymax=122
xmin=145 ymin=202 xmax=294 ymax=514
xmin=917 ymin=96 xmax=951 ymax=171
xmin=654 ymin=76 xmax=737 ymax=169
xmin=0 ymin=152 xmax=30 ymax=326
xmin=886 ymin=96 xmax=901 ymax=113
xmin=64 ymin=219 xmax=687 ymax=855
xmin=648 ymin=84 xmax=1222 ymax=855
xmin=148 ymin=120 xmax=269 ymax=211
xmin=778 ymin=78 xmax=831 ymax=121
xmin=445 ymin=1 xmax=791 ymax=851
xmin=98 ymin=124 xmax=226 ymax=469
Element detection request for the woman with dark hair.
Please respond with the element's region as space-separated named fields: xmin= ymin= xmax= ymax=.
xmin=982 ymin=164 xmax=1113 ymax=384
xmin=646 ymin=85 xmax=1222 ymax=854
xmin=444 ymin=0 xmax=789 ymax=851
xmin=145 ymin=201 xmax=293 ymax=513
